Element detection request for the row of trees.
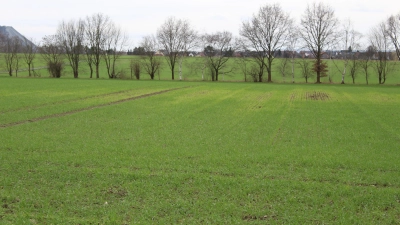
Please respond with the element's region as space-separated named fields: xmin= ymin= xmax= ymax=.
xmin=238 ymin=3 xmax=399 ymax=84
xmin=124 ymin=2 xmax=400 ymax=84
xmin=1 ymin=3 xmax=399 ymax=84
xmin=0 ymin=13 xmax=127 ymax=78
xmin=0 ymin=34 xmax=36 ymax=77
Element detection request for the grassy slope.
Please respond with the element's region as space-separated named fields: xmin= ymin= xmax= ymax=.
xmin=0 ymin=78 xmax=400 ymax=224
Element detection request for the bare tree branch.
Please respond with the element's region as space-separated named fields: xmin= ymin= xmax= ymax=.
xmin=40 ymin=35 xmax=64 ymax=78
xmin=386 ymin=13 xmax=400 ymax=60
xmin=201 ymin=31 xmax=234 ymax=81
xmin=157 ymin=17 xmax=197 ymax=80
xmin=22 ymin=37 xmax=37 ymax=77
xmin=240 ymin=3 xmax=293 ymax=82
xmin=369 ymin=22 xmax=394 ymax=84
xmin=140 ymin=35 xmax=162 ymax=80
xmin=57 ymin=19 xmax=85 ymax=78
xmin=102 ymin=23 xmax=128 ymax=78
xmin=85 ymin=13 xmax=112 ymax=78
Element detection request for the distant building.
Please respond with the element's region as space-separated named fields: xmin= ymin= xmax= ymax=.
xmin=154 ymin=51 xmax=164 ymax=56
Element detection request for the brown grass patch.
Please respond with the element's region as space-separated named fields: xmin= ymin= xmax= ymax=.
xmin=305 ymin=91 xmax=330 ymax=101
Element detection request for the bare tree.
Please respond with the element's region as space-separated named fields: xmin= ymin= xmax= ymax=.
xmin=234 ymin=38 xmax=253 ymax=82
xmin=85 ymin=13 xmax=112 ymax=78
xmin=234 ymin=56 xmax=252 ymax=82
xmin=348 ymin=52 xmax=360 ymax=84
xmin=287 ymin=29 xmax=299 ymax=83
xmin=40 ymin=35 xmax=64 ymax=78
xmin=297 ymin=58 xmax=313 ymax=83
xmin=22 ymin=38 xmax=37 ymax=77
xmin=140 ymin=35 xmax=161 ymax=80
xmin=369 ymin=22 xmax=393 ymax=84
xmin=14 ymin=50 xmax=21 ymax=77
xmin=331 ymin=20 xmax=362 ymax=84
xmin=102 ymin=23 xmax=128 ymax=78
xmin=57 ymin=19 xmax=85 ymax=78
xmin=178 ymin=28 xmax=197 ymax=81
xmin=3 ymin=37 xmax=21 ymax=76
xmin=84 ymin=46 xmax=94 ymax=78
xmin=278 ymin=55 xmax=291 ymax=82
xmin=130 ymin=58 xmax=140 ymax=80
xmin=300 ymin=2 xmax=339 ymax=83
xmin=386 ymin=13 xmax=400 ymax=60
xmin=201 ymin=31 xmax=234 ymax=81
xmin=240 ymin=3 xmax=293 ymax=82
xmin=359 ymin=45 xmax=375 ymax=85
xmin=157 ymin=17 xmax=197 ymax=80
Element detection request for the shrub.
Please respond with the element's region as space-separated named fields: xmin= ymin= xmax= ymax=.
xmin=47 ymin=62 xmax=63 ymax=78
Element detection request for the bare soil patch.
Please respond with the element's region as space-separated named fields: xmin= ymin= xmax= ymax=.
xmin=305 ymin=91 xmax=330 ymax=101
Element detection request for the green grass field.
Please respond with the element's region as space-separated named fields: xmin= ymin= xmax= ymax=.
xmin=0 ymin=77 xmax=399 ymax=224
xmin=1 ymin=54 xmax=399 ymax=85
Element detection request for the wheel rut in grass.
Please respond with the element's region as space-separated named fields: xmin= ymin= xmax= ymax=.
xmin=0 ymin=86 xmax=190 ymax=128
xmin=0 ymin=89 xmax=139 ymax=115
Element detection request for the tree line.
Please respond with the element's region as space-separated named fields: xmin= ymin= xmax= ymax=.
xmin=0 ymin=13 xmax=127 ymax=79
xmin=0 ymin=2 xmax=399 ymax=84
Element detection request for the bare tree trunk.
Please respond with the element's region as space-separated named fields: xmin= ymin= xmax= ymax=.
xmin=267 ymin=59 xmax=273 ymax=82
xmin=28 ymin=63 xmax=31 ymax=77
xmin=258 ymin=64 xmax=263 ymax=82
xmin=171 ymin=65 xmax=175 ymax=80
xmin=291 ymin=58 xmax=295 ymax=83
xmin=15 ymin=57 xmax=19 ymax=77
xmin=341 ymin=65 xmax=346 ymax=84
xmin=89 ymin=65 xmax=93 ymax=78
xmin=316 ymin=57 xmax=321 ymax=83
xmin=202 ymin=63 xmax=205 ymax=81
xmin=179 ymin=57 xmax=183 ymax=80
xmin=96 ymin=64 xmax=100 ymax=78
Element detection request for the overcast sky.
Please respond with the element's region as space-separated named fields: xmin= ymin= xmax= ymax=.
xmin=1 ymin=0 xmax=399 ymax=47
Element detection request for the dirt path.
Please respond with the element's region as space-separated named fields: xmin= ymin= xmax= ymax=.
xmin=0 ymin=86 xmax=190 ymax=128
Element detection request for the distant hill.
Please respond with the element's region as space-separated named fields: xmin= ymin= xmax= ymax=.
xmin=0 ymin=26 xmax=36 ymax=47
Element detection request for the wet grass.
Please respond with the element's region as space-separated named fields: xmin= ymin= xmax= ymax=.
xmin=0 ymin=78 xmax=400 ymax=224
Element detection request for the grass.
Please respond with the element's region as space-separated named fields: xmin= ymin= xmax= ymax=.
xmin=1 ymin=54 xmax=399 ymax=85
xmin=0 ymin=77 xmax=400 ymax=224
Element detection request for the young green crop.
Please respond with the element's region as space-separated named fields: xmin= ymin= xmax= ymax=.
xmin=0 ymin=79 xmax=399 ymax=223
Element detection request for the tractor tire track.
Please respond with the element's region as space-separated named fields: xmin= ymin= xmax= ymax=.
xmin=0 ymin=86 xmax=190 ymax=128
xmin=0 ymin=89 xmax=137 ymax=115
